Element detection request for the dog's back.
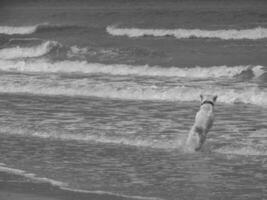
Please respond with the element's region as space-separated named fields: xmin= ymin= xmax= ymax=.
xmin=195 ymin=103 xmax=214 ymax=131
xmin=185 ymin=94 xmax=217 ymax=151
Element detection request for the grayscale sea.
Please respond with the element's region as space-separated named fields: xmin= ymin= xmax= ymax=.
xmin=0 ymin=0 xmax=266 ymax=199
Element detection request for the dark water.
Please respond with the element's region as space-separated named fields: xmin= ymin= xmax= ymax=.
xmin=0 ymin=0 xmax=266 ymax=200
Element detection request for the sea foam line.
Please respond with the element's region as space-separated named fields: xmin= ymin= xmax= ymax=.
xmin=0 ymin=82 xmax=266 ymax=106
xmin=60 ymin=187 xmax=164 ymax=200
xmin=107 ymin=26 xmax=267 ymax=40
xmin=0 ymin=165 xmax=66 ymax=187
xmin=0 ymin=59 xmax=264 ymax=78
xmin=0 ymin=41 xmax=59 ymax=59
xmin=0 ymin=23 xmax=79 ymax=35
xmin=0 ymin=164 xmax=162 ymax=200
xmin=0 ymin=25 xmax=39 ymax=35
xmin=5 ymin=127 xmax=183 ymax=149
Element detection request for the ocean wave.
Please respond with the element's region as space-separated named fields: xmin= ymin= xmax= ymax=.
xmin=8 ymin=38 xmax=44 ymax=43
xmin=0 ymin=23 xmax=80 ymax=35
xmin=107 ymin=26 xmax=267 ymax=40
xmin=0 ymin=41 xmax=59 ymax=59
xmin=0 ymin=59 xmax=264 ymax=78
xmin=0 ymin=81 xmax=266 ymax=106
xmin=0 ymin=25 xmax=40 ymax=35
xmin=3 ymin=125 xmax=267 ymax=156
xmin=67 ymin=45 xmax=163 ymax=60
xmin=1 ymin=125 xmax=184 ymax=150
xmin=4 ymin=125 xmax=267 ymax=157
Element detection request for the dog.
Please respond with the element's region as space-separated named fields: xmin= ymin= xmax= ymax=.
xmin=185 ymin=94 xmax=217 ymax=151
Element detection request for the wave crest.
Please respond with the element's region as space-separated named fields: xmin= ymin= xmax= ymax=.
xmin=3 ymin=127 xmax=182 ymax=150
xmin=0 ymin=81 xmax=266 ymax=106
xmin=0 ymin=41 xmax=59 ymax=59
xmin=107 ymin=26 xmax=267 ymax=40
xmin=0 ymin=25 xmax=39 ymax=35
xmin=0 ymin=23 xmax=80 ymax=35
xmin=0 ymin=59 xmax=263 ymax=78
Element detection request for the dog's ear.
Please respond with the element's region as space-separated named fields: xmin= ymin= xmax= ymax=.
xmin=200 ymin=94 xmax=203 ymax=101
xmin=213 ymin=95 xmax=217 ymax=102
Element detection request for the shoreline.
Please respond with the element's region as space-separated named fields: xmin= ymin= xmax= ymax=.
xmin=0 ymin=172 xmax=149 ymax=200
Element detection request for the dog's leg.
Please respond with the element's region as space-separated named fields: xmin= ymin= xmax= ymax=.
xmin=186 ymin=126 xmax=196 ymax=145
xmin=186 ymin=126 xmax=201 ymax=151
xmin=194 ymin=127 xmax=206 ymax=151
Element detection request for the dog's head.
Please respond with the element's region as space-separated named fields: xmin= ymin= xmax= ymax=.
xmin=200 ymin=94 xmax=217 ymax=106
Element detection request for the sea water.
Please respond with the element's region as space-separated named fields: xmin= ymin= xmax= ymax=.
xmin=0 ymin=0 xmax=266 ymax=199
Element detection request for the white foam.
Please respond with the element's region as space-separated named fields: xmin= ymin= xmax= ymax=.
xmin=0 ymin=41 xmax=59 ymax=59
xmin=0 ymin=59 xmax=263 ymax=78
xmin=251 ymin=65 xmax=265 ymax=78
xmin=0 ymin=165 xmax=66 ymax=187
xmin=67 ymin=45 xmax=119 ymax=59
xmin=0 ymin=25 xmax=39 ymax=35
xmin=107 ymin=26 xmax=267 ymax=40
xmin=69 ymin=45 xmax=88 ymax=55
xmin=0 ymin=80 xmax=266 ymax=106
xmin=8 ymin=38 xmax=43 ymax=42
xmin=3 ymin=127 xmax=183 ymax=149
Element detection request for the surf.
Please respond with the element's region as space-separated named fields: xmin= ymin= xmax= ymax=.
xmin=1 ymin=126 xmax=183 ymax=150
xmin=0 ymin=80 xmax=266 ymax=106
xmin=0 ymin=25 xmax=40 ymax=35
xmin=0 ymin=23 xmax=81 ymax=35
xmin=107 ymin=26 xmax=267 ymax=40
xmin=0 ymin=41 xmax=59 ymax=59
xmin=0 ymin=59 xmax=264 ymax=78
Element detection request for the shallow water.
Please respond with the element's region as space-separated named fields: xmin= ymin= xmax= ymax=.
xmin=0 ymin=94 xmax=266 ymax=199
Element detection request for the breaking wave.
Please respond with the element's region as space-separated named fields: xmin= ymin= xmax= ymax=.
xmin=0 ymin=41 xmax=59 ymax=59
xmin=0 ymin=25 xmax=40 ymax=35
xmin=0 ymin=81 xmax=266 ymax=106
xmin=0 ymin=23 xmax=81 ymax=35
xmin=107 ymin=26 xmax=267 ymax=40
xmin=0 ymin=59 xmax=264 ymax=78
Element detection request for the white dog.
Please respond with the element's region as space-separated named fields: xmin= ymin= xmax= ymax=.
xmin=185 ymin=94 xmax=217 ymax=151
